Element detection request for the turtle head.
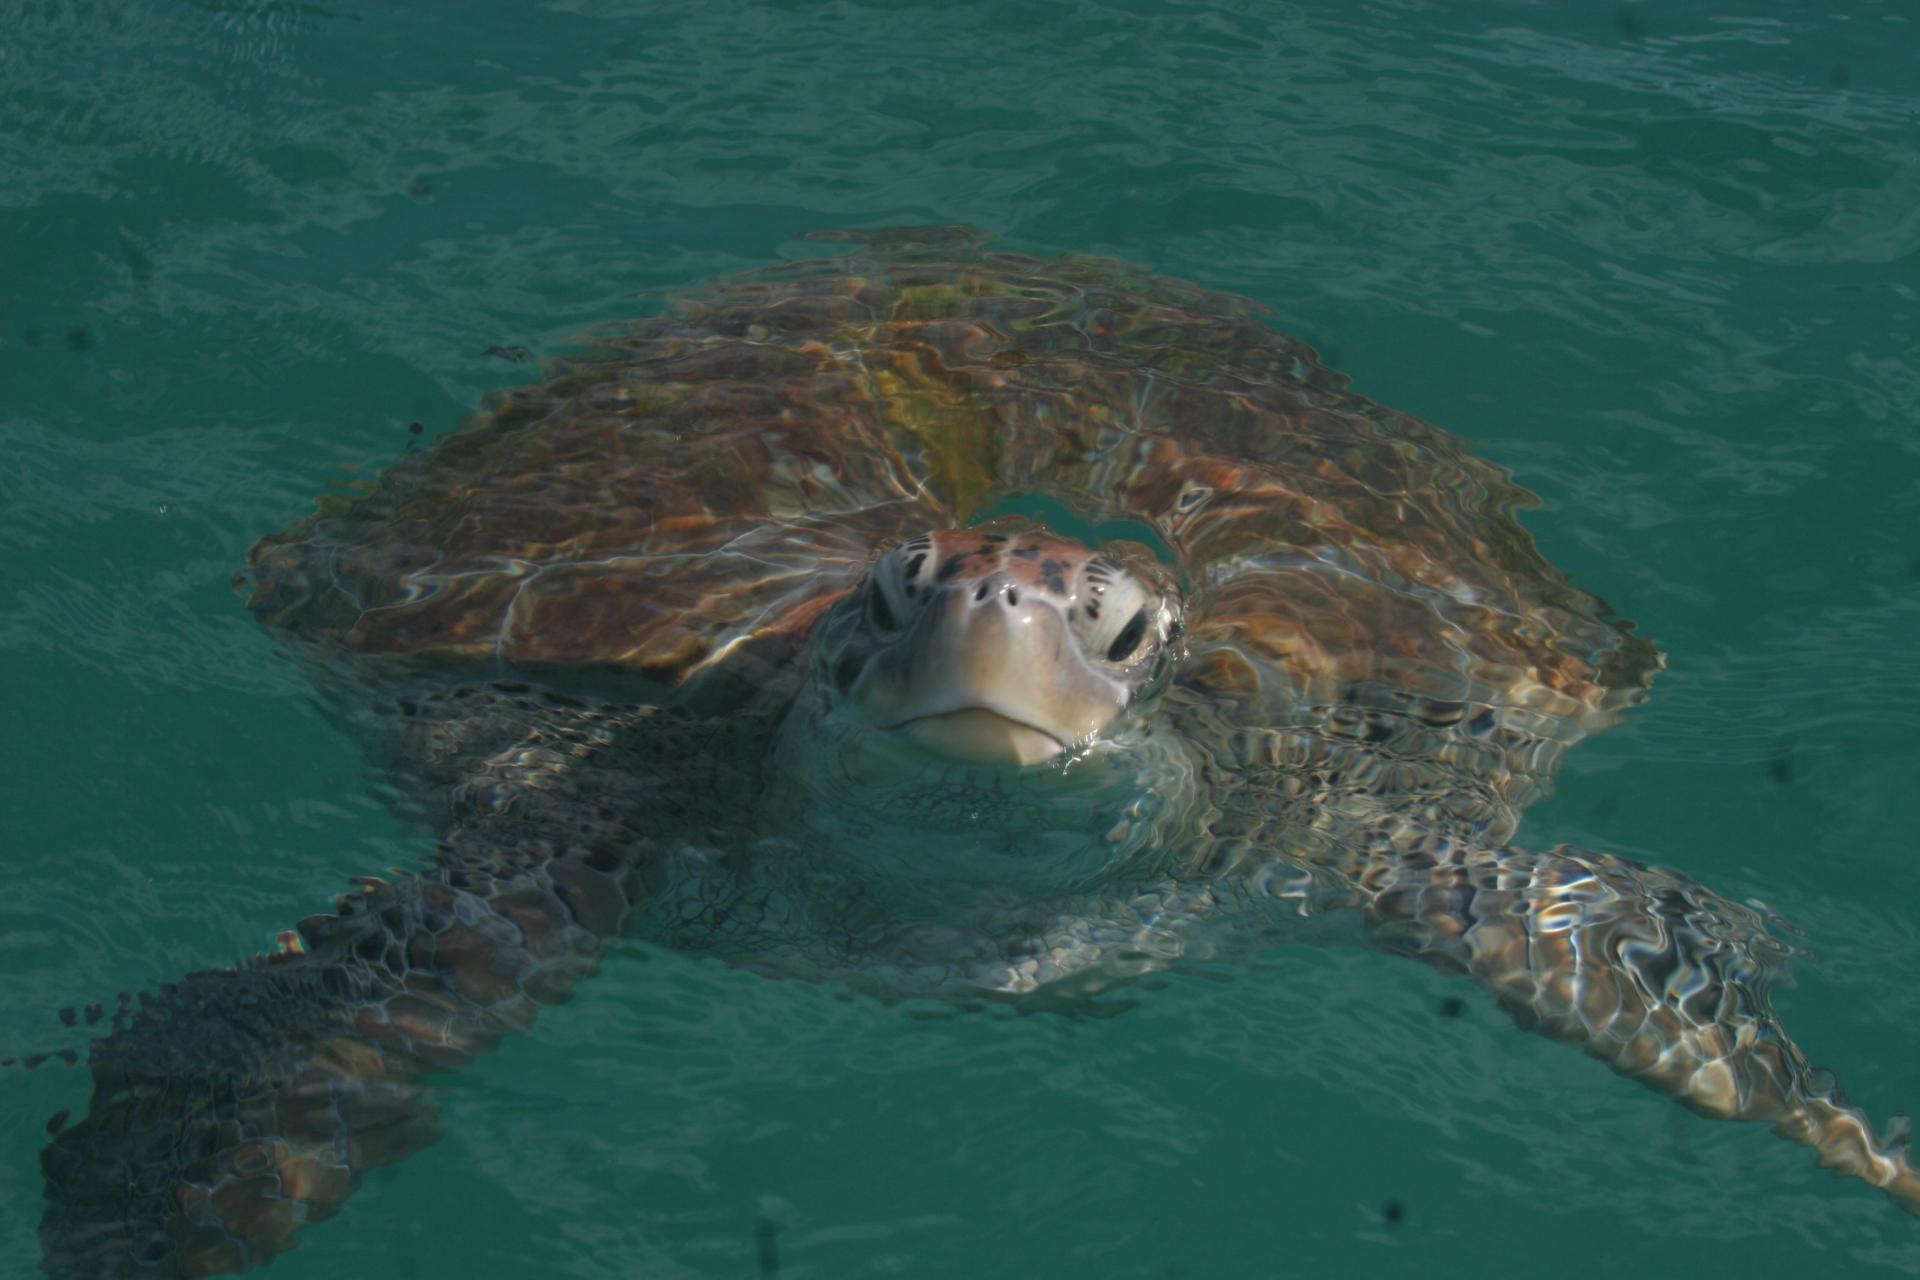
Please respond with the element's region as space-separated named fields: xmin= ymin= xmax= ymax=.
xmin=820 ymin=526 xmax=1182 ymax=767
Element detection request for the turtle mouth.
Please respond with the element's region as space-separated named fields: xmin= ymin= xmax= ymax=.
xmin=889 ymin=707 xmax=1069 ymax=767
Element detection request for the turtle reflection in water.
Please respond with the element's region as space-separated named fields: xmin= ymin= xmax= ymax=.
xmin=37 ymin=228 xmax=1919 ymax=1275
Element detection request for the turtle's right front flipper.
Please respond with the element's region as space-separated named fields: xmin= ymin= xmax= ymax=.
xmin=39 ymin=870 xmax=607 ymax=1276
xmin=38 ymin=692 xmax=760 ymax=1277
xmin=1348 ymin=841 xmax=1920 ymax=1213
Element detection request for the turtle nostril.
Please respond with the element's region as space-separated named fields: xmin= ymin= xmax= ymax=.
xmin=1005 ymin=587 xmax=1020 ymax=606
xmin=974 ymin=581 xmax=991 ymax=602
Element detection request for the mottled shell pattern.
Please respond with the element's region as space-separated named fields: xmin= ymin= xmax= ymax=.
xmin=248 ymin=226 xmax=1659 ymax=772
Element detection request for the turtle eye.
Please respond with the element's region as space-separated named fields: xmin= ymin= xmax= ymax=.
xmin=1106 ymin=610 xmax=1149 ymax=663
xmin=866 ymin=585 xmax=901 ymax=633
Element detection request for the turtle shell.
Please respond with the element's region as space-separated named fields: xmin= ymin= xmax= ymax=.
xmin=248 ymin=226 xmax=1659 ymax=728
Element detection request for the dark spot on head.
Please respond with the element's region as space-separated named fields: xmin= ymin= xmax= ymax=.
xmin=982 ymin=533 xmax=1007 ymax=543
xmin=904 ymin=553 xmax=926 ymax=579
xmin=1829 ymin=63 xmax=1851 ymax=89
xmin=1012 ymin=545 xmax=1040 ymax=560
xmin=1439 ymin=997 xmax=1467 ymax=1018
xmin=1767 ymin=743 xmax=1793 ymax=785
xmin=66 ymin=327 xmax=91 ymax=351
xmin=936 ymin=554 xmax=967 ymax=582
xmin=1383 ymin=1200 xmax=1406 ymax=1226
xmin=408 ymin=420 xmax=424 ymax=436
xmin=976 ymin=544 xmax=996 ymax=558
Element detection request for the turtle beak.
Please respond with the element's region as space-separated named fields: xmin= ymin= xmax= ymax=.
xmin=850 ymin=578 xmax=1125 ymax=767
xmin=899 ymin=707 xmax=1067 ymax=767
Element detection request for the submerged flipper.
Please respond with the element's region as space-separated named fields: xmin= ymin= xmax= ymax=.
xmin=1354 ymin=840 xmax=1920 ymax=1211
xmin=38 ymin=689 xmax=763 ymax=1277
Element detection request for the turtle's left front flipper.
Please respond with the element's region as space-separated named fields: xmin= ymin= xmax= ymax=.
xmin=1353 ymin=841 xmax=1920 ymax=1212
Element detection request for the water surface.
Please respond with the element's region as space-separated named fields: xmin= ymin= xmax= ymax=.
xmin=4 ymin=1 xmax=1919 ymax=1275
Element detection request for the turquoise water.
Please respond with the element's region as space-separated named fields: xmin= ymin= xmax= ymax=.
xmin=4 ymin=0 xmax=1920 ymax=1275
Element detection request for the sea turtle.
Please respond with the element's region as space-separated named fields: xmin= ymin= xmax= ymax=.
xmin=35 ymin=227 xmax=1919 ymax=1276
